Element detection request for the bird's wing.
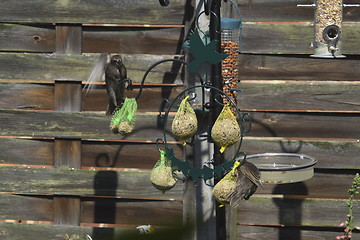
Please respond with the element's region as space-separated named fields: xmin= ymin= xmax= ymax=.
xmin=240 ymin=162 xmax=262 ymax=187
xmin=84 ymin=53 xmax=110 ymax=95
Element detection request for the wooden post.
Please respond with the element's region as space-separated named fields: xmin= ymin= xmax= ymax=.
xmin=53 ymin=24 xmax=82 ymax=226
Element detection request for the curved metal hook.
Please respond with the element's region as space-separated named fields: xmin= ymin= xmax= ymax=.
xmin=136 ymin=58 xmax=187 ymax=100
xmin=196 ymin=10 xmax=221 ymax=40
xmin=156 ymin=138 xmax=165 ymax=152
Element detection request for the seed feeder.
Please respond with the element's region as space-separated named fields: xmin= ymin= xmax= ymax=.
xmin=243 ymin=153 xmax=318 ymax=184
xmin=298 ymin=1 xmax=359 ymax=58
xmin=221 ymin=0 xmax=242 ymax=111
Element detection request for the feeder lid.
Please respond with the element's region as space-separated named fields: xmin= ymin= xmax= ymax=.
xmin=221 ymin=18 xmax=241 ymax=30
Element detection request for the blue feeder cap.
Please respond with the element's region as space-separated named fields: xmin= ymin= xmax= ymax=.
xmin=221 ymin=18 xmax=241 ymax=30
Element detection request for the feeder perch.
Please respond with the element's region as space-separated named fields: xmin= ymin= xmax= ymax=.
xmin=243 ymin=153 xmax=317 ymax=184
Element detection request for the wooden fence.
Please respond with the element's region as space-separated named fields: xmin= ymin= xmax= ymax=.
xmin=0 ymin=0 xmax=360 ymax=239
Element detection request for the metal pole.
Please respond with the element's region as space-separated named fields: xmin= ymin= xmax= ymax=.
xmin=209 ymin=1 xmax=227 ymax=240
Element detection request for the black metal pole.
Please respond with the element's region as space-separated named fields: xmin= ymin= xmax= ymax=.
xmin=209 ymin=1 xmax=227 ymax=240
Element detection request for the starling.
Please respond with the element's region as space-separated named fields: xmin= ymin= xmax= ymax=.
xmin=105 ymin=55 xmax=131 ymax=116
xmin=227 ymin=160 xmax=262 ymax=208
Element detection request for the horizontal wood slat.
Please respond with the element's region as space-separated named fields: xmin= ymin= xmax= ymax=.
xmin=238 ymin=54 xmax=360 ymax=81
xmin=0 ymin=166 xmax=183 ymax=199
xmin=237 ymin=225 xmax=347 ymax=240
xmin=241 ymin=137 xmax=360 ymax=170
xmin=1 ymin=137 xmax=358 ymax=170
xmin=248 ymin=111 xmax=360 ymax=139
xmin=0 ymin=0 xmax=187 ymax=25
xmin=0 ymin=24 xmax=184 ymax=54
xmin=81 ymin=199 xmax=182 ymax=226
xmin=0 ymin=53 xmax=184 ymax=84
xmin=1 ymin=110 xmax=359 ymax=139
xmin=257 ymin=172 xmax=357 ymax=197
xmin=237 ymin=0 xmax=360 ymax=22
xmin=0 ymin=110 xmax=175 ymax=140
xmin=0 ymin=137 xmax=183 ymax=169
xmin=241 ymin=24 xmax=360 ymax=54
xmin=0 ymin=194 xmax=182 ymax=227
xmin=0 ymin=222 xmax=93 ymax=240
xmin=0 ymin=165 xmax=356 ymax=199
xmin=238 ymin=81 xmax=360 ymax=112
xmin=237 ymin=196 xmax=358 ymax=227
xmin=0 ymin=83 xmax=184 ymax=112
xmin=0 ymin=194 xmax=53 ymax=222
xmin=3 ymin=23 xmax=360 ymax=54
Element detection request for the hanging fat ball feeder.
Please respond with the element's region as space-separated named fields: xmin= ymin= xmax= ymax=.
xmin=150 ymin=150 xmax=177 ymax=193
xmin=211 ymin=103 xmax=241 ymax=153
xmin=110 ymin=97 xmax=137 ymax=135
xmin=171 ymin=96 xmax=198 ymax=145
xmin=212 ymin=161 xmax=239 ymax=206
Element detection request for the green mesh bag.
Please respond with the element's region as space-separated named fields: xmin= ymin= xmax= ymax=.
xmin=171 ymin=96 xmax=198 ymax=145
xmin=110 ymin=98 xmax=137 ymax=135
xmin=211 ymin=104 xmax=241 ymax=153
xmin=150 ymin=150 xmax=177 ymax=193
xmin=212 ymin=161 xmax=240 ymax=206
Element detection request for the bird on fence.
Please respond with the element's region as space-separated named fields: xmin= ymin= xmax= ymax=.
xmin=84 ymin=53 xmax=132 ymax=116
xmin=227 ymin=159 xmax=262 ymax=208
xmin=105 ymin=55 xmax=132 ymax=116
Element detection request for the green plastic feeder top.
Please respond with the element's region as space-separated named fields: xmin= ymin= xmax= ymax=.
xmin=221 ymin=18 xmax=241 ymax=30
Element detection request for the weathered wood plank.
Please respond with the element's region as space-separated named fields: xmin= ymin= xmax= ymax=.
xmin=237 ymin=196 xmax=358 ymax=227
xmin=0 ymin=222 xmax=95 ymax=240
xmin=241 ymin=24 xmax=360 ymax=54
xmin=236 ymin=0 xmax=360 ymax=22
xmin=0 ymin=166 xmax=183 ymax=199
xmin=241 ymin=137 xmax=360 ymax=170
xmin=0 ymin=138 xmax=53 ymax=166
xmin=0 ymin=53 xmax=184 ymax=84
xmin=81 ymin=142 xmax=183 ymax=169
xmin=238 ymin=54 xmax=360 ymax=81
xmin=0 ymin=83 xmax=184 ymax=112
xmin=1 ymin=137 xmax=358 ymax=170
xmin=1 ymin=110 xmax=360 ymax=140
xmin=81 ymin=199 xmax=182 ymax=226
xmin=0 ymin=24 xmax=55 ymax=52
xmin=257 ymin=172 xmax=358 ymax=197
xmin=0 ymin=24 xmax=185 ymax=54
xmin=0 ymin=0 xmax=187 ymax=25
xmin=0 ymin=194 xmax=182 ymax=226
xmin=237 ymin=225 xmax=349 ymax=240
xmin=2 ymin=81 xmax=360 ymax=113
xmin=237 ymin=81 xmax=360 ymax=112
xmin=0 ymin=166 xmax=356 ymax=198
xmin=82 ymin=26 xmax=185 ymax=54
xmin=0 ymin=137 xmax=182 ymax=169
xmin=3 ymin=53 xmax=360 ymax=84
xmin=3 ymin=23 xmax=360 ymax=54
xmin=248 ymin=111 xmax=360 ymax=139
xmin=0 ymin=110 xmax=176 ymax=141
xmin=0 ymin=194 xmax=53 ymax=221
